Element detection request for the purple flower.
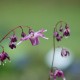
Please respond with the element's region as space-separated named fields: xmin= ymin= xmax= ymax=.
xmin=21 ymin=32 xmax=26 ymax=37
xmin=63 ymin=25 xmax=70 ymax=37
xmin=54 ymin=31 xmax=59 ymax=37
xmin=0 ymin=51 xmax=10 ymax=63
xmin=61 ymin=48 xmax=70 ymax=57
xmin=50 ymin=69 xmax=66 ymax=80
xmin=9 ymin=34 xmax=17 ymax=49
xmin=53 ymin=69 xmax=66 ymax=80
xmin=10 ymin=34 xmax=17 ymax=42
xmin=54 ymin=32 xmax=62 ymax=41
xmin=56 ymin=35 xmax=62 ymax=41
xmin=9 ymin=42 xmax=16 ymax=49
xmin=17 ymin=29 xmax=48 ymax=46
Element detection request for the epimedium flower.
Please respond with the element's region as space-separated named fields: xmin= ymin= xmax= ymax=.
xmin=17 ymin=28 xmax=48 ymax=46
xmin=50 ymin=69 xmax=66 ymax=80
xmin=9 ymin=42 xmax=16 ymax=49
xmin=0 ymin=51 xmax=10 ymax=65
xmin=53 ymin=69 xmax=66 ymax=80
xmin=63 ymin=24 xmax=70 ymax=37
xmin=21 ymin=32 xmax=26 ymax=37
xmin=56 ymin=35 xmax=63 ymax=41
xmin=9 ymin=34 xmax=17 ymax=49
xmin=10 ymin=34 xmax=17 ymax=42
xmin=61 ymin=48 xmax=70 ymax=57
xmin=54 ymin=31 xmax=59 ymax=37
xmin=54 ymin=31 xmax=63 ymax=41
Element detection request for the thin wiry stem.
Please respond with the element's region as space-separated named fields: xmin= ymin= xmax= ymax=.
xmin=51 ymin=20 xmax=67 ymax=68
xmin=51 ymin=28 xmax=56 ymax=68
xmin=0 ymin=26 xmax=31 ymax=43
xmin=0 ymin=45 xmax=4 ymax=51
xmin=55 ymin=21 xmax=67 ymax=28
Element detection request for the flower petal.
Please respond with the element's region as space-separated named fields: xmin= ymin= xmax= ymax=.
xmin=41 ymin=36 xmax=49 ymax=39
xmin=37 ymin=29 xmax=47 ymax=33
xmin=30 ymin=37 xmax=39 ymax=46
xmin=35 ymin=37 xmax=39 ymax=45
xmin=38 ymin=33 xmax=48 ymax=39
xmin=17 ymin=35 xmax=31 ymax=45
xmin=17 ymin=41 xmax=23 ymax=45
xmin=20 ymin=35 xmax=30 ymax=41
xmin=30 ymin=38 xmax=36 ymax=45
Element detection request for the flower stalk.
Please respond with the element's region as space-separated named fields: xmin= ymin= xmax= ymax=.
xmin=0 ymin=26 xmax=31 ymax=43
xmin=52 ymin=20 xmax=67 ymax=68
xmin=0 ymin=45 xmax=4 ymax=51
xmin=49 ymin=21 xmax=70 ymax=80
xmin=0 ymin=26 xmax=31 ymax=65
xmin=52 ymin=28 xmax=55 ymax=68
xmin=0 ymin=25 xmax=48 ymax=65
xmin=0 ymin=21 xmax=70 ymax=80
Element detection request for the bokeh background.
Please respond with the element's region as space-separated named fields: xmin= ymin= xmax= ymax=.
xmin=0 ymin=0 xmax=80 ymax=80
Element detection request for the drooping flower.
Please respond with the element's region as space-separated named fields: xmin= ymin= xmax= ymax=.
xmin=61 ymin=48 xmax=70 ymax=57
xmin=50 ymin=69 xmax=66 ymax=80
xmin=63 ymin=24 xmax=70 ymax=37
xmin=0 ymin=51 xmax=10 ymax=64
xmin=54 ymin=31 xmax=59 ymax=37
xmin=21 ymin=32 xmax=26 ymax=37
xmin=17 ymin=29 xmax=48 ymax=46
xmin=9 ymin=34 xmax=17 ymax=49
xmin=56 ymin=35 xmax=63 ymax=41
xmin=54 ymin=31 xmax=63 ymax=41
xmin=10 ymin=34 xmax=17 ymax=42
xmin=9 ymin=42 xmax=16 ymax=49
xmin=53 ymin=69 xmax=66 ymax=80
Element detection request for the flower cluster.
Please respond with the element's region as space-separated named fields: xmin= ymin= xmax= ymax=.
xmin=54 ymin=24 xmax=70 ymax=41
xmin=0 ymin=26 xmax=48 ymax=65
xmin=17 ymin=28 xmax=48 ymax=46
xmin=21 ymin=32 xmax=26 ymax=37
xmin=49 ymin=21 xmax=71 ymax=80
xmin=0 ymin=21 xmax=71 ymax=80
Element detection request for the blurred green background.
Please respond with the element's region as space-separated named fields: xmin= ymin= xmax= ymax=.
xmin=0 ymin=0 xmax=80 ymax=80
